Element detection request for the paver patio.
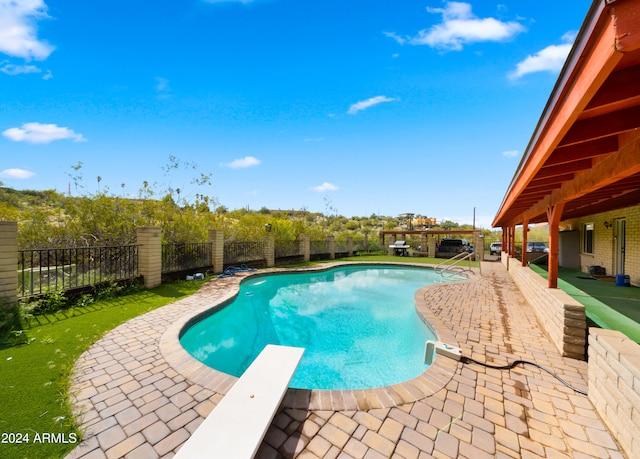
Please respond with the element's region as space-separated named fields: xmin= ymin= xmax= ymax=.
xmin=65 ymin=262 xmax=624 ymax=458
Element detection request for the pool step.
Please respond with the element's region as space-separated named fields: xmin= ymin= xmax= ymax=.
xmin=174 ymin=344 xmax=305 ymax=459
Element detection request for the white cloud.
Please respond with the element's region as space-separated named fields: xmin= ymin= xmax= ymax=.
xmin=407 ymin=1 xmax=525 ymax=51
xmin=509 ymin=33 xmax=576 ymax=80
xmin=0 ymin=61 xmax=51 ymax=79
xmin=0 ymin=61 xmax=40 ymax=75
xmin=348 ymin=96 xmax=396 ymax=115
xmin=502 ymin=150 xmax=519 ymax=158
xmin=383 ymin=31 xmax=407 ymax=45
xmin=221 ymin=156 xmax=261 ymax=168
xmin=155 ymin=77 xmax=170 ymax=92
xmin=0 ymin=168 xmax=35 ymax=179
xmin=2 ymin=122 xmax=86 ymax=144
xmin=311 ymin=182 xmax=338 ymax=192
xmin=0 ymin=0 xmax=55 ymax=60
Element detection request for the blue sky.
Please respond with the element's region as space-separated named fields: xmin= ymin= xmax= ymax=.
xmin=0 ymin=1 xmax=590 ymax=228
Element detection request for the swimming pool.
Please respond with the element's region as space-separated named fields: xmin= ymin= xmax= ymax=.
xmin=180 ymin=265 xmax=462 ymax=390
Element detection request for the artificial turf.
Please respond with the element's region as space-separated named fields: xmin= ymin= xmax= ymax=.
xmin=529 ymin=265 xmax=640 ymax=343
xmin=0 ymin=280 xmax=204 ymax=459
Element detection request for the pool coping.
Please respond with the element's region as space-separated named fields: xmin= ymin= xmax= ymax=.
xmin=159 ymin=262 xmax=478 ymax=411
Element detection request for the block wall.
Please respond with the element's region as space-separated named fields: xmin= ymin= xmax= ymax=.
xmin=507 ymin=261 xmax=587 ymax=359
xmin=588 ymin=329 xmax=640 ymax=458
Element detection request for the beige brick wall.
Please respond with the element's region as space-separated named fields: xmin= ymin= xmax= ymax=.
xmin=137 ymin=227 xmax=162 ymax=289
xmin=0 ymin=222 xmax=18 ymax=306
xmin=263 ymin=235 xmax=275 ymax=267
xmin=588 ymin=329 xmax=640 ymax=458
xmin=504 ymin=259 xmax=586 ymax=359
xmin=562 ymin=204 xmax=640 ymax=285
xmin=209 ymin=230 xmax=224 ymax=273
xmin=327 ymin=235 xmax=335 ymax=260
xmin=299 ymin=234 xmax=310 ymax=262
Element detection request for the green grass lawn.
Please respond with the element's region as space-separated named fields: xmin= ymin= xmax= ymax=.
xmin=0 ymin=280 xmax=204 ymax=459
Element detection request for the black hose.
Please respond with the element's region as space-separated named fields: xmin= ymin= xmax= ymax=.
xmin=460 ymin=355 xmax=588 ymax=396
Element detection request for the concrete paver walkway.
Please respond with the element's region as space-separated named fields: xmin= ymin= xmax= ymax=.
xmin=66 ymin=262 xmax=624 ymax=458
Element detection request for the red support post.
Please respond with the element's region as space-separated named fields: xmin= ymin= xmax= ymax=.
xmin=521 ymin=219 xmax=529 ymax=267
xmin=546 ymin=203 xmax=565 ymax=288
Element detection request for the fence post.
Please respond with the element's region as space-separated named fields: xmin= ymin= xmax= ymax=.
xmin=363 ymin=233 xmax=369 ymax=252
xmin=328 ymin=236 xmax=336 ymax=260
xmin=346 ymin=237 xmax=353 ymax=256
xmin=137 ymin=227 xmax=162 ymax=289
xmin=428 ymin=236 xmax=437 ymax=258
xmin=474 ymin=232 xmax=484 ymax=262
xmin=0 ymin=222 xmax=18 ymax=306
xmin=209 ymin=230 xmax=224 ymax=274
xmin=299 ymin=234 xmax=310 ymax=262
xmin=387 ymin=234 xmax=396 ymax=256
xmin=264 ymin=235 xmax=275 ymax=267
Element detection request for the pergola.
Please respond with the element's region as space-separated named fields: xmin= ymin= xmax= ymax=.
xmin=493 ymin=0 xmax=640 ymax=288
xmin=380 ymin=230 xmax=481 ymax=252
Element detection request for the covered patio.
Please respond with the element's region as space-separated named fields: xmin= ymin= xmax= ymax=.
xmin=492 ymin=0 xmax=640 ymax=289
xmin=492 ymin=1 xmax=640 ymax=456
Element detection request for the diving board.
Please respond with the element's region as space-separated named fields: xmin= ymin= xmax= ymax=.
xmin=175 ymin=344 xmax=305 ymax=459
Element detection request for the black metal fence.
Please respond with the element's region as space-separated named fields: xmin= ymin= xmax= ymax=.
xmin=16 ymin=237 xmax=365 ymax=299
xmin=18 ymin=245 xmax=139 ymax=298
xmin=162 ymin=243 xmax=212 ymax=274
xmin=224 ymin=241 xmax=265 ymax=266
xmin=310 ymin=240 xmax=329 ymax=255
xmin=274 ymin=240 xmax=303 ymax=265
xmin=335 ymin=240 xmax=348 ymax=253
xmin=275 ymin=240 xmax=298 ymax=258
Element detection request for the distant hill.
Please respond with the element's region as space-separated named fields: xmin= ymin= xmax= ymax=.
xmin=0 ymin=187 xmax=67 ymax=212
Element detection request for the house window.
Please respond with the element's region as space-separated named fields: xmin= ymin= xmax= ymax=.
xmin=583 ymin=223 xmax=594 ymax=254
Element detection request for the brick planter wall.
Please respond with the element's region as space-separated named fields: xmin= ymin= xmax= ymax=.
xmin=505 ymin=259 xmax=587 ymax=359
xmin=588 ymin=329 xmax=640 ymax=458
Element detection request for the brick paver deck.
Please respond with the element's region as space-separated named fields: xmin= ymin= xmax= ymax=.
xmin=65 ymin=262 xmax=623 ymax=458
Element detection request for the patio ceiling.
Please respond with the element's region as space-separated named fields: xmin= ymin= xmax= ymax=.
xmin=493 ymin=0 xmax=640 ymax=228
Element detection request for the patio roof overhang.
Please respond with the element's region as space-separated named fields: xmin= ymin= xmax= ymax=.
xmin=493 ymin=0 xmax=640 ymax=228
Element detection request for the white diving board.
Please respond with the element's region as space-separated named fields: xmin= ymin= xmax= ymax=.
xmin=175 ymin=344 xmax=305 ymax=459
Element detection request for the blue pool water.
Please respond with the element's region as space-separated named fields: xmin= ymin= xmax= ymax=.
xmin=180 ymin=265 xmax=459 ymax=390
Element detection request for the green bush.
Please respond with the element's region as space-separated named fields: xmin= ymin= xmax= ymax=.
xmin=0 ymin=302 xmax=30 ymax=347
xmin=21 ymin=280 xmax=143 ymax=318
xmin=29 ymin=290 xmax=68 ymax=315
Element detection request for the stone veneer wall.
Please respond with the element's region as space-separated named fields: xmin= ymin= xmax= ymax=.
xmin=588 ymin=329 xmax=640 ymax=458
xmin=502 ymin=257 xmax=587 ymax=359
